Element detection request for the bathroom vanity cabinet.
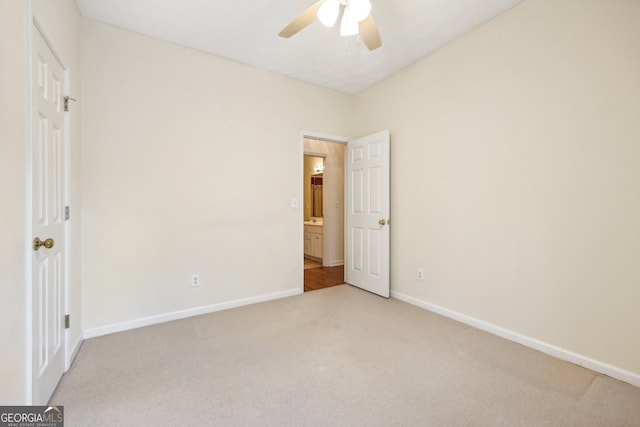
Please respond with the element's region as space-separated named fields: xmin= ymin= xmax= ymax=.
xmin=304 ymin=224 xmax=323 ymax=260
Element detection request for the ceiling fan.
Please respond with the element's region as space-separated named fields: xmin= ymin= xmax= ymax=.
xmin=278 ymin=0 xmax=382 ymax=50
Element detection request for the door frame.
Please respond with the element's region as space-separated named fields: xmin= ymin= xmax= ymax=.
xmin=26 ymin=15 xmax=72 ymax=404
xmin=299 ymin=131 xmax=348 ymax=293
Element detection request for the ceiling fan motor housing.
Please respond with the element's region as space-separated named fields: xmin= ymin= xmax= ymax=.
xmin=318 ymin=0 xmax=372 ymax=28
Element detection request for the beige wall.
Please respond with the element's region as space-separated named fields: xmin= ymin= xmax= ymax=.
xmin=80 ymin=20 xmax=354 ymax=330
xmin=0 ymin=0 xmax=29 ymax=405
xmin=0 ymin=0 xmax=81 ymax=404
xmin=355 ymin=0 xmax=640 ymax=376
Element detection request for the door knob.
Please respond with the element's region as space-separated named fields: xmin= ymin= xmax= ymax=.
xmin=378 ymin=219 xmax=387 ymax=226
xmin=34 ymin=237 xmax=54 ymax=251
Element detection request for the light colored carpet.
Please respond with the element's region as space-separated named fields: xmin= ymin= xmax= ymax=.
xmin=51 ymin=285 xmax=640 ymax=426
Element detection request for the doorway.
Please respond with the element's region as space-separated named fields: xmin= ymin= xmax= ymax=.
xmin=302 ymin=136 xmax=346 ymax=292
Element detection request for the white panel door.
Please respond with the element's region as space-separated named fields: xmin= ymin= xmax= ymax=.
xmin=31 ymin=23 xmax=66 ymax=405
xmin=346 ymin=130 xmax=390 ymax=297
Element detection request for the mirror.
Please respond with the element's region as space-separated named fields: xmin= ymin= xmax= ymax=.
xmin=310 ymin=174 xmax=323 ymax=218
xmin=304 ymin=155 xmax=324 ymax=220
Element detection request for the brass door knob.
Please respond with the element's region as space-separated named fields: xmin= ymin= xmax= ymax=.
xmin=34 ymin=237 xmax=54 ymax=251
xmin=379 ymin=219 xmax=387 ymax=226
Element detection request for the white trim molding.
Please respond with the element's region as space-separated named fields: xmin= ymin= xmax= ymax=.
xmin=301 ymin=131 xmax=349 ymax=144
xmin=323 ymin=260 xmax=345 ymax=268
xmin=84 ymin=288 xmax=302 ymax=339
xmin=66 ymin=332 xmax=83 ymax=370
xmin=391 ymin=291 xmax=640 ymax=388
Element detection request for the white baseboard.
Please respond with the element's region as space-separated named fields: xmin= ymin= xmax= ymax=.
xmin=66 ymin=331 xmax=83 ymax=371
xmin=391 ymin=290 xmax=640 ymax=388
xmin=323 ymin=260 xmax=344 ymax=267
xmin=84 ymin=288 xmax=302 ymax=339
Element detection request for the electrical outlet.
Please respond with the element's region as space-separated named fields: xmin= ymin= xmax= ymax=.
xmin=191 ymin=274 xmax=200 ymax=287
xmin=416 ymin=268 xmax=424 ymax=281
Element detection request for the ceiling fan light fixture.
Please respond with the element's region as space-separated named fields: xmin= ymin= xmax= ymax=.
xmin=348 ymin=0 xmax=371 ymax=22
xmin=340 ymin=5 xmax=359 ymax=36
xmin=278 ymin=0 xmax=381 ymax=51
xmin=317 ymin=0 xmax=340 ymax=27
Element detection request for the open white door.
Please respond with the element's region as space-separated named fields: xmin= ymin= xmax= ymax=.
xmin=31 ymin=23 xmax=67 ymax=404
xmin=346 ymin=130 xmax=390 ymax=297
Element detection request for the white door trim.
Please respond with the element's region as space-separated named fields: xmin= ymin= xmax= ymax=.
xmin=25 ymin=1 xmax=34 ymax=405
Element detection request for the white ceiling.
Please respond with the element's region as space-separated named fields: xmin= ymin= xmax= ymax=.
xmin=75 ymin=0 xmax=524 ymax=94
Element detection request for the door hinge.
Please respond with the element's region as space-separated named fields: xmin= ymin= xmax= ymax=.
xmin=65 ymin=206 xmax=70 ymax=221
xmin=64 ymin=96 xmax=77 ymax=112
xmin=64 ymin=314 xmax=70 ymax=329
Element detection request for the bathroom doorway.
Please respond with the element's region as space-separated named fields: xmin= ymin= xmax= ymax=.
xmin=302 ymin=136 xmax=346 ymax=292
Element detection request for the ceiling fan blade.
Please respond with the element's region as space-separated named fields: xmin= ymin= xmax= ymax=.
xmin=279 ymin=1 xmax=325 ymax=38
xmin=359 ymin=14 xmax=382 ymax=50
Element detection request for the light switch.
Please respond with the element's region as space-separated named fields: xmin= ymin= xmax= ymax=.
xmin=291 ymin=198 xmax=298 ymax=209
